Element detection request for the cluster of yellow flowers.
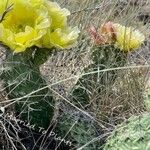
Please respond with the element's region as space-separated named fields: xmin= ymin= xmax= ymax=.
xmin=0 ymin=0 xmax=79 ymax=53
xmin=89 ymin=21 xmax=145 ymax=52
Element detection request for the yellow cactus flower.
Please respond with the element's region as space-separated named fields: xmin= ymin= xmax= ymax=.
xmin=0 ymin=0 xmax=50 ymax=53
xmin=37 ymin=1 xmax=80 ymax=49
xmin=114 ymin=23 xmax=145 ymax=51
xmin=89 ymin=22 xmax=145 ymax=52
xmin=0 ymin=0 xmax=79 ymax=52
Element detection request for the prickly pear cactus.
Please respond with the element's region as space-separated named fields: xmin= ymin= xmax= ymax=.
xmin=71 ymin=45 xmax=126 ymax=106
xmin=1 ymin=48 xmax=54 ymax=129
xmin=104 ymin=113 xmax=150 ymax=150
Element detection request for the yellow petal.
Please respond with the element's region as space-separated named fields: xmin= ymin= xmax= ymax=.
xmin=44 ymin=1 xmax=70 ymax=30
xmin=14 ymin=26 xmax=37 ymax=52
xmin=0 ymin=24 xmax=15 ymax=49
xmin=39 ymin=27 xmax=80 ymax=49
xmin=114 ymin=23 xmax=145 ymax=51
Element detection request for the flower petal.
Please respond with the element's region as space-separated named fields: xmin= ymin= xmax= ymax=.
xmin=38 ymin=27 xmax=80 ymax=49
xmin=44 ymin=1 xmax=70 ymax=30
xmin=114 ymin=23 xmax=145 ymax=51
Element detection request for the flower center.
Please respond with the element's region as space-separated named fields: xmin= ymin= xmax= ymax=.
xmin=2 ymin=3 xmax=37 ymax=33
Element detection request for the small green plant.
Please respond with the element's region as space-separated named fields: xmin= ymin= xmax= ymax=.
xmin=65 ymin=22 xmax=146 ymax=149
xmin=71 ymin=22 xmax=145 ymax=108
xmin=104 ymin=113 xmax=150 ymax=150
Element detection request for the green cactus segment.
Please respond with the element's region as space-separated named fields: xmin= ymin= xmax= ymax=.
xmin=71 ymin=45 xmax=126 ymax=106
xmin=104 ymin=113 xmax=150 ymax=150
xmin=32 ymin=47 xmax=53 ymax=66
xmin=91 ymin=45 xmax=126 ymax=67
xmin=56 ymin=114 xmax=102 ymax=150
xmin=1 ymin=51 xmax=54 ymax=129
